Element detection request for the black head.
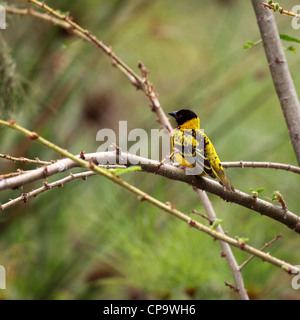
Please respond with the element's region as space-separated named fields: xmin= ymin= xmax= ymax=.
xmin=168 ymin=109 xmax=198 ymax=126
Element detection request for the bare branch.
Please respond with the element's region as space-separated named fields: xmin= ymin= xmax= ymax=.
xmin=1 ymin=150 xmax=299 ymax=234
xmin=0 ymin=153 xmax=52 ymax=165
xmin=252 ymin=0 xmax=300 ymax=165
xmin=196 ymin=189 xmax=249 ymax=300
xmin=0 ymin=171 xmax=95 ymax=210
xmin=222 ymin=161 xmax=300 ymax=175
xmin=239 ymin=233 xmax=282 ymax=271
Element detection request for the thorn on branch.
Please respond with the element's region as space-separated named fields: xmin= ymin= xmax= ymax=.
xmin=188 ymin=219 xmax=196 ymax=227
xmin=21 ymin=193 xmax=28 ymax=203
xmin=224 ymin=281 xmax=239 ymax=292
xmin=191 ymin=209 xmax=213 ymax=225
xmin=80 ymin=150 xmax=86 ymax=160
xmin=43 ymin=182 xmax=51 ymax=190
xmin=138 ymin=61 xmax=149 ymax=79
xmin=138 ymin=194 xmax=148 ymax=202
xmin=166 ymin=201 xmax=175 ymax=209
xmin=43 ymin=165 xmax=49 ymax=178
xmin=111 ymin=143 xmax=121 ymax=155
xmin=275 ymin=56 xmax=284 ymax=64
xmin=28 ymin=132 xmax=39 ymax=140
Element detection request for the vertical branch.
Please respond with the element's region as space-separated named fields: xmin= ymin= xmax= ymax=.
xmin=252 ymin=0 xmax=300 ymax=165
xmin=196 ymin=189 xmax=249 ymax=300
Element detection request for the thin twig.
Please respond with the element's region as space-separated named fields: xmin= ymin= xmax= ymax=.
xmin=239 ymin=233 xmax=282 ymax=271
xmin=263 ymin=2 xmax=300 ymax=19
xmin=0 ymin=153 xmax=52 ymax=165
xmin=195 ymin=189 xmax=249 ymax=300
xmin=0 ymin=171 xmax=96 ymax=211
xmin=222 ymin=161 xmax=300 ymax=174
xmin=190 ymin=209 xmax=213 ymax=224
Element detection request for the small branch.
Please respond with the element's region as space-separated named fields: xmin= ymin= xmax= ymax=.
xmin=239 ymin=233 xmax=282 ymax=271
xmin=263 ymin=2 xmax=300 ymax=19
xmin=0 ymin=171 xmax=95 ymax=211
xmin=271 ymin=191 xmax=288 ymax=214
xmin=252 ymin=0 xmax=300 ymax=165
xmin=195 ymin=189 xmax=249 ymax=300
xmin=222 ymin=161 xmax=300 ymax=175
xmin=224 ymin=281 xmax=239 ymax=293
xmin=191 ymin=209 xmax=213 ymax=225
xmin=0 ymin=153 xmax=52 ymax=165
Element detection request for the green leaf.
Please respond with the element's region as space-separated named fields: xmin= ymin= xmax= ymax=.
xmin=249 ymin=188 xmax=258 ymax=198
xmin=210 ymin=219 xmax=223 ymax=230
xmin=287 ymin=46 xmax=297 ymax=54
xmin=243 ymin=41 xmax=254 ymax=50
xmin=235 ymin=236 xmax=249 ymax=243
xmin=256 ymin=187 xmax=265 ymax=195
xmin=111 ymin=166 xmax=142 ymax=176
xmin=280 ymin=34 xmax=300 ymax=45
xmin=249 ymin=187 xmax=264 ymax=197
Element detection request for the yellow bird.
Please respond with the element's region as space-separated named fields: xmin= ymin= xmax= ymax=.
xmin=168 ymin=109 xmax=234 ymax=192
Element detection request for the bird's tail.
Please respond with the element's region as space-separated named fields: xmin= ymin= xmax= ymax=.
xmin=214 ymin=169 xmax=235 ymax=192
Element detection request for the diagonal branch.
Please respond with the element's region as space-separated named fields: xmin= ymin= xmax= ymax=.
xmin=195 ymin=189 xmax=249 ymax=300
xmin=252 ymin=0 xmax=300 ymax=165
xmin=5 ymin=2 xmax=172 ymax=134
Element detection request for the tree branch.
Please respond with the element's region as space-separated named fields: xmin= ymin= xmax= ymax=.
xmin=1 ymin=148 xmax=299 ymax=234
xmin=0 ymin=154 xmax=298 ymax=277
xmin=252 ymin=0 xmax=300 ymax=165
xmin=195 ymin=189 xmax=249 ymax=300
xmin=222 ymin=161 xmax=300 ymax=174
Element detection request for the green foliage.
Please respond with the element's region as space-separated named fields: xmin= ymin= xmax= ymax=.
xmin=210 ymin=218 xmax=223 ymax=230
xmin=110 ymin=166 xmax=142 ymax=176
xmin=249 ymin=187 xmax=265 ymax=198
xmin=244 ymin=34 xmax=300 ymax=54
xmin=280 ymin=34 xmax=300 ymax=45
xmin=243 ymin=41 xmax=254 ymax=50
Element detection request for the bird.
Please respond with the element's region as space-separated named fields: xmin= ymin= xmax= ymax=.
xmin=168 ymin=109 xmax=235 ymax=192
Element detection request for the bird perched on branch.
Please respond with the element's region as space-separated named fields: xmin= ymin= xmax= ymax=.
xmin=168 ymin=109 xmax=235 ymax=192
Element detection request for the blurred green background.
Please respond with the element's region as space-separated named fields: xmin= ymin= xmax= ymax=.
xmin=0 ymin=0 xmax=300 ymax=300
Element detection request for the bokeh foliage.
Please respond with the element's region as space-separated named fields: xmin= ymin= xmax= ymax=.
xmin=0 ymin=0 xmax=300 ymax=299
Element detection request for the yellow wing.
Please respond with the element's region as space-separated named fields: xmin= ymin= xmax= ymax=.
xmin=203 ymin=133 xmax=235 ymax=192
xmin=171 ymin=128 xmax=234 ymax=191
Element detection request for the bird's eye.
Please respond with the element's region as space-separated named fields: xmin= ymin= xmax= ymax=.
xmin=178 ymin=114 xmax=182 ymax=118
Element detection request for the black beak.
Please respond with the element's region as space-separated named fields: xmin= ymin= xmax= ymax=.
xmin=168 ymin=111 xmax=178 ymax=120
